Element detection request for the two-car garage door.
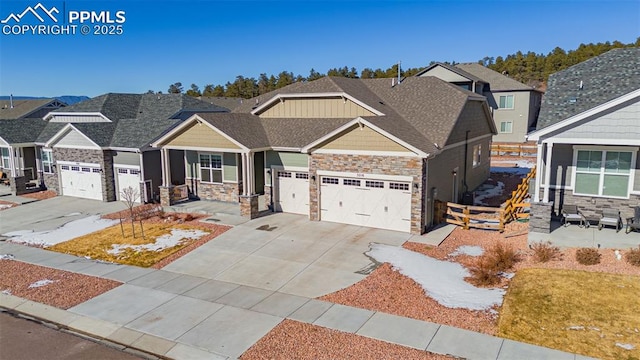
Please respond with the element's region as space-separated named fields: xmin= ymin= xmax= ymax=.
xmin=273 ymin=168 xmax=412 ymax=233
xmin=320 ymin=175 xmax=412 ymax=233
xmin=60 ymin=163 xmax=103 ymax=201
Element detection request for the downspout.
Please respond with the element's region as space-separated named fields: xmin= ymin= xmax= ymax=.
xmin=463 ymin=130 xmax=469 ymax=193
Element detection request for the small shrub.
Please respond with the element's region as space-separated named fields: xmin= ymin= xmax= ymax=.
xmin=575 ymin=248 xmax=601 ymax=265
xmin=468 ymin=255 xmax=502 ymax=286
xmin=487 ymin=243 xmax=520 ymax=272
xmin=625 ymin=246 xmax=640 ymax=267
xmin=183 ymin=213 xmax=195 ymax=222
xmin=468 ymin=243 xmax=520 ymax=286
xmin=531 ymin=241 xmax=562 ymax=263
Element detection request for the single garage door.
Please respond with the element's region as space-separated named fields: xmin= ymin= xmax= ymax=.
xmin=274 ymin=170 xmax=309 ymax=215
xmin=60 ymin=164 xmax=103 ymax=201
xmin=320 ymin=175 xmax=412 ymax=232
xmin=116 ymin=167 xmax=141 ymax=202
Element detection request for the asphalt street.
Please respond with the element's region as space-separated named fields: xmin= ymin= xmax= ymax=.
xmin=0 ymin=311 xmax=147 ymax=360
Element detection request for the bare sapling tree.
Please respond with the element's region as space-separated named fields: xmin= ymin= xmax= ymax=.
xmin=121 ymin=186 xmax=140 ymax=238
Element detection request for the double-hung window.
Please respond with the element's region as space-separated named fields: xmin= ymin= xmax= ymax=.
xmin=498 ymin=95 xmax=514 ymax=109
xmin=199 ymin=153 xmax=222 ymax=183
xmin=0 ymin=148 xmax=9 ymax=169
xmin=41 ymin=149 xmax=54 ymax=173
xmin=574 ymin=148 xmax=634 ymax=198
xmin=499 ymin=121 xmax=513 ymax=133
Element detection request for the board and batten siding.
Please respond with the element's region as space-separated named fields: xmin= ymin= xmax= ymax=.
xmin=265 ymin=151 xmax=308 ymax=186
xmin=318 ymin=125 xmax=410 ymax=152
xmin=54 ymin=129 xmax=98 ymax=148
xmin=166 ymin=123 xmax=240 ymax=149
xmin=555 ymin=100 xmax=640 ymax=140
xmin=259 ymin=98 xmax=376 ymax=118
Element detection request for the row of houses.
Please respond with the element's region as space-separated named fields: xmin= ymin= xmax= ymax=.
xmin=1 ymin=48 xmax=638 ymax=235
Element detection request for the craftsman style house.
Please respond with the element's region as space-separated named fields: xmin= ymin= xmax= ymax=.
xmin=417 ymin=63 xmax=542 ymax=143
xmin=152 ymin=76 xmax=497 ymax=234
xmin=527 ymin=47 xmax=640 ymax=232
xmin=0 ymin=98 xmax=66 ymax=187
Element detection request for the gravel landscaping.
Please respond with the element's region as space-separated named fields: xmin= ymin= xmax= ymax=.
xmin=0 ymin=259 xmax=121 ymax=309
xmin=240 ymin=319 xmax=454 ymax=359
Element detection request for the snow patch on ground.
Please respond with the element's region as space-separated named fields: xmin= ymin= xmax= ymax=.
xmin=366 ymin=243 xmax=505 ymax=311
xmin=28 ymin=279 xmax=56 ymax=288
xmin=0 ymin=254 xmax=15 ymax=260
xmin=64 ymin=212 xmax=82 ymax=217
xmin=567 ymin=325 xmax=585 ymax=330
xmin=450 ymin=245 xmax=484 ymax=257
xmin=474 ymin=181 xmax=505 ymax=206
xmin=1 ymin=289 xmax=11 ymax=295
xmin=616 ymin=343 xmax=636 ymax=350
xmin=107 ymin=229 xmax=209 ymax=255
xmin=3 ymin=215 xmax=118 ymax=247
xmin=0 ymin=204 xmax=13 ymax=210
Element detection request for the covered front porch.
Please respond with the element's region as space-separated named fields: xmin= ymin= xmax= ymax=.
xmin=529 ymin=220 xmax=640 ymax=249
xmin=0 ymin=144 xmax=43 ymax=195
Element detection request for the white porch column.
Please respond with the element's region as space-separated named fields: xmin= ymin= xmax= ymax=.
xmin=166 ymin=149 xmax=172 ymax=186
xmin=161 ymin=148 xmax=168 ymax=186
xmin=241 ymin=152 xmax=248 ymax=196
xmin=534 ymin=143 xmax=543 ymax=202
xmin=543 ymin=142 xmax=554 ymax=203
xmin=249 ymin=152 xmax=255 ymax=195
xmin=8 ymin=146 xmax=16 ymax=177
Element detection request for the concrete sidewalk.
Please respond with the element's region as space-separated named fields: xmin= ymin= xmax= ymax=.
xmin=0 ymin=242 xmax=594 ymax=360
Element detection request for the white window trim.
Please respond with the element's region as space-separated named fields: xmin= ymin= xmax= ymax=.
xmin=499 ymin=121 xmax=513 ymax=134
xmin=198 ymin=152 xmax=224 ymax=184
xmin=570 ymin=145 xmax=638 ymax=199
xmin=41 ymin=148 xmax=54 ymax=174
xmin=498 ymin=94 xmax=514 ymax=110
xmin=0 ymin=147 xmax=10 ymax=170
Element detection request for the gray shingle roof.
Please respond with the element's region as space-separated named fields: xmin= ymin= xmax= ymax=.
xmin=0 ymin=118 xmax=48 ymax=143
xmin=203 ymin=76 xmax=491 ymax=155
xmin=455 ymin=63 xmax=534 ymax=92
xmin=40 ymin=93 xmax=228 ymax=148
xmin=536 ymin=47 xmax=640 ymax=129
xmin=198 ymin=97 xmax=244 ymax=111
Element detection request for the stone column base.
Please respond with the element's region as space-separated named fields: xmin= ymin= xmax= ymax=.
xmin=240 ymin=195 xmax=260 ymax=219
xmin=529 ymin=201 xmax=554 ymax=234
xmin=10 ymin=176 xmax=27 ymax=195
xmin=159 ymin=186 xmax=174 ymax=206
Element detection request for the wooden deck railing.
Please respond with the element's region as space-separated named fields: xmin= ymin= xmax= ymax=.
xmin=491 ymin=143 xmax=537 ymax=157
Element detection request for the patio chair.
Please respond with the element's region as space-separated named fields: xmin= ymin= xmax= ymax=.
xmin=598 ymin=208 xmax=622 ymax=232
xmin=626 ymin=206 xmax=640 ymax=234
xmin=561 ymin=204 xmax=585 ymax=227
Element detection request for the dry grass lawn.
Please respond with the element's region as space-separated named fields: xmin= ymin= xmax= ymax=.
xmin=49 ymin=222 xmax=209 ymax=267
xmin=498 ymin=268 xmax=640 ymax=360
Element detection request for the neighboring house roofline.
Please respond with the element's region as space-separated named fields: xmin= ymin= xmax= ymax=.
xmin=250 ymin=92 xmax=386 ymax=116
xmin=414 ymin=63 xmax=484 ymax=83
xmin=45 ymin=123 xmax=102 ymax=149
xmin=526 ymin=89 xmax=640 ymax=141
xmin=300 ymin=117 xmax=429 ymax=157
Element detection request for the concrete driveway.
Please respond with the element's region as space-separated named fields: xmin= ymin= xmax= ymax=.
xmin=164 ymin=213 xmax=413 ymax=298
xmin=0 ymin=196 xmax=126 ymax=234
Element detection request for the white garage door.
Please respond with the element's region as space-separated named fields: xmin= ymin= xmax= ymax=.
xmin=320 ymin=175 xmax=412 ymax=232
xmin=116 ymin=167 xmax=141 ymax=202
xmin=60 ymin=164 xmax=103 ymax=201
xmin=274 ymin=170 xmax=309 ymax=215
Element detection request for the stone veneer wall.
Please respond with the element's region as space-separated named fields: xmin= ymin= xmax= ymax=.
xmin=529 ymin=202 xmax=554 ymax=234
xmin=42 ymin=172 xmax=59 ymax=194
xmin=195 ymin=181 xmax=239 ymax=203
xmin=263 ymin=184 xmax=273 ymax=211
xmin=50 ymin=148 xmax=116 ymax=201
xmin=309 ymin=153 xmax=425 ymax=234
xmin=545 ymin=188 xmax=640 ymax=220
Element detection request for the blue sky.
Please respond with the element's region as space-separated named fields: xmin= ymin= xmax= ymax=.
xmin=0 ymin=0 xmax=638 ymax=97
